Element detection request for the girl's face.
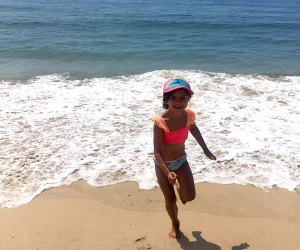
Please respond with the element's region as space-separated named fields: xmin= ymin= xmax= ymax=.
xmin=167 ymin=89 xmax=190 ymax=111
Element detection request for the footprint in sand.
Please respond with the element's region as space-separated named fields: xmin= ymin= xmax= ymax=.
xmin=134 ymin=236 xmax=151 ymax=250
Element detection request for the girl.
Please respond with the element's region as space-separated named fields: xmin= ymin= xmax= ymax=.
xmin=153 ymin=78 xmax=216 ymax=239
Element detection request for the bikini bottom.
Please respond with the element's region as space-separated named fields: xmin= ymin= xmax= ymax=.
xmin=154 ymin=154 xmax=187 ymax=171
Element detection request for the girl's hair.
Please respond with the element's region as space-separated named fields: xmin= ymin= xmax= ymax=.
xmin=162 ymin=89 xmax=192 ymax=109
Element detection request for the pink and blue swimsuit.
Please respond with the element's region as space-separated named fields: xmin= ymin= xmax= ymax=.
xmin=153 ymin=109 xmax=195 ymax=171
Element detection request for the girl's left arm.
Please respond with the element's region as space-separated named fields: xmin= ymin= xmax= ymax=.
xmin=189 ymin=123 xmax=216 ymax=160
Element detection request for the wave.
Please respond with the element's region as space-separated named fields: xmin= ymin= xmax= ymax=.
xmin=1 ymin=70 xmax=299 ymax=208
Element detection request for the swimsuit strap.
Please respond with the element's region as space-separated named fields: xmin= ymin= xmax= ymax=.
xmin=185 ymin=108 xmax=195 ymax=126
xmin=153 ymin=115 xmax=170 ymax=132
xmin=153 ymin=108 xmax=196 ymax=132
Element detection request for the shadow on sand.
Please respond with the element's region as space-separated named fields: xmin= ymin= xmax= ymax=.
xmin=177 ymin=231 xmax=221 ymax=250
xmin=232 ymin=242 xmax=250 ymax=250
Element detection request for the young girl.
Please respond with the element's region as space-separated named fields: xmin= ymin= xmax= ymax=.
xmin=153 ymin=78 xmax=216 ymax=239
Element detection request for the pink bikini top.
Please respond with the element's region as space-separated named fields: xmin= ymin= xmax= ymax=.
xmin=153 ymin=109 xmax=196 ymax=144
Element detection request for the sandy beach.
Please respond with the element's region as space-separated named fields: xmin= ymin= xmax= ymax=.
xmin=0 ymin=181 xmax=299 ymax=250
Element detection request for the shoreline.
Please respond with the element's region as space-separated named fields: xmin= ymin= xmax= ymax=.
xmin=0 ymin=181 xmax=300 ymax=249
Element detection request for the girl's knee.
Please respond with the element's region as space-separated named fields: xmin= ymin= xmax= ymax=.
xmin=187 ymin=192 xmax=196 ymax=202
xmin=182 ymin=190 xmax=196 ymax=203
xmin=189 ymin=189 xmax=196 ymax=201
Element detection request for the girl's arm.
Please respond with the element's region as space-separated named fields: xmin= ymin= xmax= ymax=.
xmin=189 ymin=123 xmax=216 ymax=160
xmin=153 ymin=124 xmax=177 ymax=184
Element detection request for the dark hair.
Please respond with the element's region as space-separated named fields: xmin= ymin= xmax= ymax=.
xmin=162 ymin=89 xmax=192 ymax=109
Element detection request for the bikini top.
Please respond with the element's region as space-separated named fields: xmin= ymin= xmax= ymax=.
xmin=153 ymin=109 xmax=196 ymax=144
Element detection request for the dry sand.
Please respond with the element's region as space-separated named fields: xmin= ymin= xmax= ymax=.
xmin=0 ymin=181 xmax=299 ymax=250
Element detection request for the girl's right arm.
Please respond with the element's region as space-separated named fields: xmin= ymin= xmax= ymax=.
xmin=153 ymin=124 xmax=177 ymax=184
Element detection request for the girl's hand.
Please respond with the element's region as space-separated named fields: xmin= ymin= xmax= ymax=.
xmin=167 ymin=172 xmax=177 ymax=185
xmin=204 ymin=150 xmax=216 ymax=160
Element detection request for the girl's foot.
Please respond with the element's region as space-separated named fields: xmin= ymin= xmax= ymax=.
xmin=169 ymin=220 xmax=181 ymax=239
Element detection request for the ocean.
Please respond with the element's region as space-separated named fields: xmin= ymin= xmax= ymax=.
xmin=0 ymin=0 xmax=299 ymax=207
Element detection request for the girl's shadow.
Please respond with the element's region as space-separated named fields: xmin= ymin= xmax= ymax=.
xmin=177 ymin=231 xmax=221 ymax=250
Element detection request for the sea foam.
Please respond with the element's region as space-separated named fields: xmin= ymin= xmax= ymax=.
xmin=1 ymin=70 xmax=299 ymax=207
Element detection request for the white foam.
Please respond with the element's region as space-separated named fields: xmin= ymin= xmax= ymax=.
xmin=1 ymin=70 xmax=299 ymax=207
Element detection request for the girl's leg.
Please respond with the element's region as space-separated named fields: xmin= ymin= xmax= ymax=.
xmin=155 ymin=165 xmax=181 ymax=238
xmin=175 ymin=161 xmax=196 ymax=204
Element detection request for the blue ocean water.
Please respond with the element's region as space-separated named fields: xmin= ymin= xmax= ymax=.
xmin=1 ymin=0 xmax=299 ymax=80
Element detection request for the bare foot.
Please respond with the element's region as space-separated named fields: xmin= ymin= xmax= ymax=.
xmin=169 ymin=220 xmax=181 ymax=239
